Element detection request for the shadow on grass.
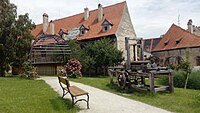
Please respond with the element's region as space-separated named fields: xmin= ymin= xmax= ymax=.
xmin=49 ymin=97 xmax=78 ymax=111
xmin=106 ymin=83 xmax=166 ymax=97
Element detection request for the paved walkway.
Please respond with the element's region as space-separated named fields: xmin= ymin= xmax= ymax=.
xmin=38 ymin=76 xmax=172 ymax=113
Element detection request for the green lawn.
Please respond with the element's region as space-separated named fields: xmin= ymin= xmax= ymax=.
xmin=70 ymin=77 xmax=200 ymax=113
xmin=0 ymin=77 xmax=78 ymax=113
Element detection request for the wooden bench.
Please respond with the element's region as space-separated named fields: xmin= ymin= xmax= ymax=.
xmin=58 ymin=76 xmax=89 ymax=109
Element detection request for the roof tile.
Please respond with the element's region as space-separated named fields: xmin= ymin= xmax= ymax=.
xmin=152 ymin=24 xmax=200 ymax=52
xmin=31 ymin=1 xmax=126 ymax=40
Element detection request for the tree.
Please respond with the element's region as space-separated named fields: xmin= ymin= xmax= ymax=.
xmin=172 ymin=48 xmax=192 ymax=89
xmin=84 ymin=39 xmax=124 ymax=75
xmin=182 ymin=49 xmax=192 ymax=89
xmin=67 ymin=40 xmax=91 ymax=73
xmin=0 ymin=0 xmax=35 ymax=77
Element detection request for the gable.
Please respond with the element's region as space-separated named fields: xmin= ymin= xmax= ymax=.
xmin=102 ymin=19 xmax=113 ymax=26
xmin=152 ymin=24 xmax=200 ymax=52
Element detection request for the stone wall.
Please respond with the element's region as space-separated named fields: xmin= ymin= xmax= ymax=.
xmin=116 ymin=4 xmax=137 ymax=61
xmin=152 ymin=47 xmax=200 ymax=66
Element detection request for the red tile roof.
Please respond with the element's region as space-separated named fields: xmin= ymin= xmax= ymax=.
xmin=31 ymin=1 xmax=126 ymax=40
xmin=152 ymin=24 xmax=200 ymax=52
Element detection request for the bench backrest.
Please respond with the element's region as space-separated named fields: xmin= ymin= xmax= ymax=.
xmin=58 ymin=76 xmax=70 ymax=88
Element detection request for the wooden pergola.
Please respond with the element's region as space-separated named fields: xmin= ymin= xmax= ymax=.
xmin=29 ymin=34 xmax=72 ymax=75
xmin=30 ymin=34 xmax=71 ymax=64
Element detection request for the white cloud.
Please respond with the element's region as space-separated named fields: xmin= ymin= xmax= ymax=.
xmin=10 ymin=0 xmax=200 ymax=38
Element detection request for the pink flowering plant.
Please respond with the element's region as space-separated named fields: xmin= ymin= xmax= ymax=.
xmin=59 ymin=67 xmax=67 ymax=76
xmin=64 ymin=58 xmax=82 ymax=78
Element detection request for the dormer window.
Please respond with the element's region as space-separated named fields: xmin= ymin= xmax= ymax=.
xmin=79 ymin=24 xmax=89 ymax=35
xmin=164 ymin=40 xmax=169 ymax=46
xmin=176 ymin=40 xmax=180 ymax=44
xmin=104 ymin=26 xmax=108 ymax=31
xmin=81 ymin=30 xmax=85 ymax=35
xmin=101 ymin=19 xmax=113 ymax=32
xmin=58 ymin=28 xmax=68 ymax=38
xmin=176 ymin=37 xmax=182 ymax=44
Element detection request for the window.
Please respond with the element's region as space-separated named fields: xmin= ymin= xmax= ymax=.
xmin=101 ymin=19 xmax=113 ymax=32
xmin=79 ymin=24 xmax=89 ymax=35
xmin=196 ymin=56 xmax=200 ymax=66
xmin=81 ymin=30 xmax=85 ymax=35
xmin=58 ymin=29 xmax=63 ymax=37
xmin=80 ymin=29 xmax=88 ymax=35
xmin=176 ymin=38 xmax=182 ymax=44
xmin=104 ymin=26 xmax=108 ymax=31
xmin=164 ymin=40 xmax=169 ymax=46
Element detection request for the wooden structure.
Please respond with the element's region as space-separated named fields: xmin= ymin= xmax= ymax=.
xmin=108 ymin=37 xmax=174 ymax=93
xmin=30 ymin=35 xmax=71 ymax=75
xmin=58 ymin=76 xmax=89 ymax=109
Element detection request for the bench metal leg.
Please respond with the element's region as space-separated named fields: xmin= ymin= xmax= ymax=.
xmin=87 ymin=94 xmax=89 ymax=109
xmin=62 ymin=88 xmax=68 ymax=98
xmin=71 ymin=95 xmax=90 ymax=109
xmin=72 ymin=96 xmax=75 ymax=107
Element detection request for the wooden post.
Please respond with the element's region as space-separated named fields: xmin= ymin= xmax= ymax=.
xmin=168 ymin=70 xmax=174 ymax=93
xmin=133 ymin=44 xmax=136 ymax=61
xmin=108 ymin=69 xmax=113 ymax=84
xmin=141 ymin=76 xmax=145 ymax=85
xmin=149 ymin=72 xmax=155 ymax=93
xmin=125 ymin=37 xmax=130 ymax=70
xmin=140 ymin=39 xmax=144 ymax=61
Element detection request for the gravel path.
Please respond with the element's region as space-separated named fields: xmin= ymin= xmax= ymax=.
xmin=38 ymin=76 xmax=172 ymax=113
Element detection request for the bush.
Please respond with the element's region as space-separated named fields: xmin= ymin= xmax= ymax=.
xmin=187 ymin=70 xmax=200 ymax=90
xmin=60 ymin=58 xmax=82 ymax=78
xmin=67 ymin=40 xmax=90 ymax=72
xmin=21 ymin=61 xmax=38 ymax=79
xmin=158 ymin=70 xmax=200 ymax=90
xmin=158 ymin=70 xmax=185 ymax=88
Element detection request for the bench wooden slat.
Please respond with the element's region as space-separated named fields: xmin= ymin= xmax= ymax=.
xmin=59 ymin=77 xmax=70 ymax=87
xmin=58 ymin=76 xmax=89 ymax=109
xmin=69 ymin=86 xmax=88 ymax=96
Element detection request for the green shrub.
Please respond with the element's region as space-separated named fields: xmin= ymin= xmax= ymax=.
xmin=158 ymin=70 xmax=200 ymax=90
xmin=173 ymin=70 xmax=186 ymax=88
xmin=158 ymin=70 xmax=185 ymax=88
xmin=157 ymin=76 xmax=168 ymax=85
xmin=21 ymin=61 xmax=38 ymax=79
xmin=187 ymin=70 xmax=200 ymax=90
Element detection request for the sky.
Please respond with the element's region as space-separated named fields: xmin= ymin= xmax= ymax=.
xmin=10 ymin=0 xmax=200 ymax=38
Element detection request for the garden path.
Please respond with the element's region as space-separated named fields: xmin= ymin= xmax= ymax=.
xmin=38 ymin=76 xmax=172 ymax=113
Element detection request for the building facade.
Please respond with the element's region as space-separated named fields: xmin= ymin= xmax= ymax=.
xmin=31 ymin=2 xmax=137 ymax=74
xmin=152 ymin=23 xmax=200 ymax=67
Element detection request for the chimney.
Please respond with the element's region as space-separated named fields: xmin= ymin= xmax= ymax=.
xmin=43 ymin=13 xmax=49 ymax=33
xmin=50 ymin=20 xmax=54 ymax=35
xmin=187 ymin=19 xmax=193 ymax=34
xmin=84 ymin=8 xmax=89 ymax=20
xmin=98 ymin=4 xmax=103 ymax=22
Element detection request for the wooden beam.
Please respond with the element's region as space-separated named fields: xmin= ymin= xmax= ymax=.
xmin=31 ymin=50 xmax=71 ymax=52
xmin=31 ymin=53 xmax=71 ymax=55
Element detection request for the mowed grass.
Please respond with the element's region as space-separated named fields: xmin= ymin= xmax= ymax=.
xmin=70 ymin=77 xmax=200 ymax=113
xmin=0 ymin=77 xmax=78 ymax=113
